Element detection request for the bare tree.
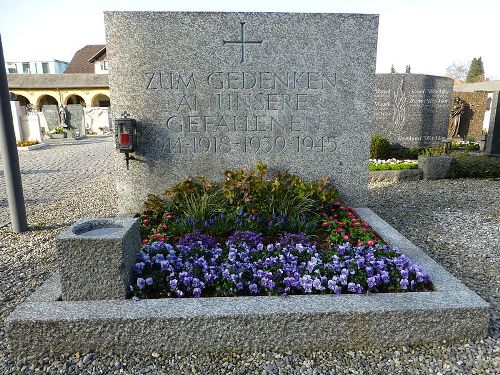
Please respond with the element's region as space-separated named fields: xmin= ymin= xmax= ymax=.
xmin=445 ymin=61 xmax=469 ymax=81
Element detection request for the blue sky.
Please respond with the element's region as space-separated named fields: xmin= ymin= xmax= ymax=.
xmin=1 ymin=0 xmax=499 ymax=78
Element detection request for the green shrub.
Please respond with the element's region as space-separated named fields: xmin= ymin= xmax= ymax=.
xmin=140 ymin=163 xmax=339 ymax=238
xmin=389 ymin=145 xmax=445 ymax=159
xmin=448 ymin=153 xmax=500 ymax=178
xmin=222 ymin=161 xmax=337 ymax=218
xmin=416 ymin=145 xmax=445 ymax=156
xmin=370 ymin=134 xmax=391 ymax=159
xmin=390 ymin=147 xmax=417 ymax=160
xmin=466 ymin=143 xmax=480 ymax=151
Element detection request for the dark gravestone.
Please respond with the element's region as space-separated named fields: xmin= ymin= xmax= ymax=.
xmin=66 ymin=104 xmax=86 ymax=138
xmin=42 ymin=105 xmax=61 ymax=131
xmin=373 ymin=74 xmax=453 ymax=147
xmin=105 ymin=11 xmax=379 ymax=213
xmin=485 ymin=91 xmax=500 ymax=155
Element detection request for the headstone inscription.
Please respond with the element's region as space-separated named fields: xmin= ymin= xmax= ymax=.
xmin=105 ymin=12 xmax=379 ymax=213
xmin=373 ymin=74 xmax=453 ymax=147
xmin=41 ymin=104 xmax=60 ymax=131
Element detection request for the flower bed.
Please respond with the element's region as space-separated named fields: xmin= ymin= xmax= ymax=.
xmin=16 ymin=139 xmax=40 ymax=147
xmin=369 ymin=158 xmax=418 ymax=171
xmin=131 ymin=163 xmax=432 ymax=299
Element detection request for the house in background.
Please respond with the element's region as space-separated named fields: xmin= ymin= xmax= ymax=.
xmin=5 ymin=59 xmax=68 ymax=74
xmin=65 ymin=45 xmax=108 ymax=74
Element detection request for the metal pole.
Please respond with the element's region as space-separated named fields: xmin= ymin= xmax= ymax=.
xmin=0 ymin=34 xmax=28 ymax=232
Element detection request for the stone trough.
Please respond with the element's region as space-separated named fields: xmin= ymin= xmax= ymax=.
xmin=5 ymin=209 xmax=489 ymax=355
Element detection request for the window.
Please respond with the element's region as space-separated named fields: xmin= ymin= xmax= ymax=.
xmin=42 ymin=62 xmax=49 ymax=73
xmin=22 ymin=62 xmax=30 ymax=73
xmin=8 ymin=67 xmax=17 ymax=73
xmin=99 ymin=60 xmax=108 ymax=71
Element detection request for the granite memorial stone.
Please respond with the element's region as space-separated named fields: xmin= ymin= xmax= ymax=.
xmin=41 ymin=104 xmax=61 ymax=132
xmin=66 ymin=104 xmax=86 ymax=138
xmin=373 ymin=74 xmax=453 ymax=147
xmin=105 ymin=11 xmax=379 ymax=213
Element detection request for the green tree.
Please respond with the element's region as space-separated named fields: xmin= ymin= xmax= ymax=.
xmin=465 ymin=57 xmax=485 ymax=83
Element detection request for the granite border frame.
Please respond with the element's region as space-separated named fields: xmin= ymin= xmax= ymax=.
xmin=5 ymin=208 xmax=490 ymax=354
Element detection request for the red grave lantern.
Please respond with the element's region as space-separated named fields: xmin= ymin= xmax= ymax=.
xmin=115 ymin=112 xmax=137 ymax=169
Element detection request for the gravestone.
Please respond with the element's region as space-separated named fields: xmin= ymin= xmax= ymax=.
xmin=485 ymin=91 xmax=500 ymax=155
xmin=105 ymin=11 xmax=379 ymax=213
xmin=373 ymin=74 xmax=453 ymax=147
xmin=41 ymin=104 xmax=60 ymax=131
xmin=66 ymin=104 xmax=86 ymax=138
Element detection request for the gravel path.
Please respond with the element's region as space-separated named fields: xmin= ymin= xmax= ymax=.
xmin=0 ymin=136 xmax=114 ymax=225
xmin=0 ymin=174 xmax=499 ymax=373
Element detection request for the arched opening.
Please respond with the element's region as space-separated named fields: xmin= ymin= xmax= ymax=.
xmin=65 ymin=94 xmax=86 ymax=106
xmin=37 ymin=94 xmax=58 ymax=110
xmin=91 ymin=93 xmax=110 ymax=107
xmin=15 ymin=94 xmax=30 ymax=107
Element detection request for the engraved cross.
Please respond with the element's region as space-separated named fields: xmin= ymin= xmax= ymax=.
xmin=223 ymin=22 xmax=263 ymax=63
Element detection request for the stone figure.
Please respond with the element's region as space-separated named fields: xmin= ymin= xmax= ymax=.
xmin=26 ymin=103 xmax=35 ymax=113
xmin=450 ymin=97 xmax=466 ymax=137
xmin=59 ymin=105 xmax=67 ymax=126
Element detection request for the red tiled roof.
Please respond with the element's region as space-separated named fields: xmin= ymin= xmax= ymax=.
xmin=65 ymin=45 xmax=106 ymax=74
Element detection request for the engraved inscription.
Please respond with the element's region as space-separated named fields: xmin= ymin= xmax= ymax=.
xmin=143 ymin=70 xmax=338 ymax=156
xmin=154 ymin=135 xmax=337 ymax=155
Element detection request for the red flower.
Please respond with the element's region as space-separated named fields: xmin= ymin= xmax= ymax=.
xmin=143 ymin=219 xmax=149 ymax=224
xmin=161 ymin=224 xmax=168 ymax=231
xmin=367 ymin=240 xmax=375 ymax=246
xmin=322 ymin=221 xmax=329 ymax=227
xmin=343 ymin=235 xmax=349 ymax=241
xmin=142 ymin=239 xmax=149 ymax=244
xmin=334 ymin=228 xmax=342 ymax=233
xmin=357 ymin=241 xmax=363 ymax=246
xmin=165 ymin=214 xmax=173 ymax=220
